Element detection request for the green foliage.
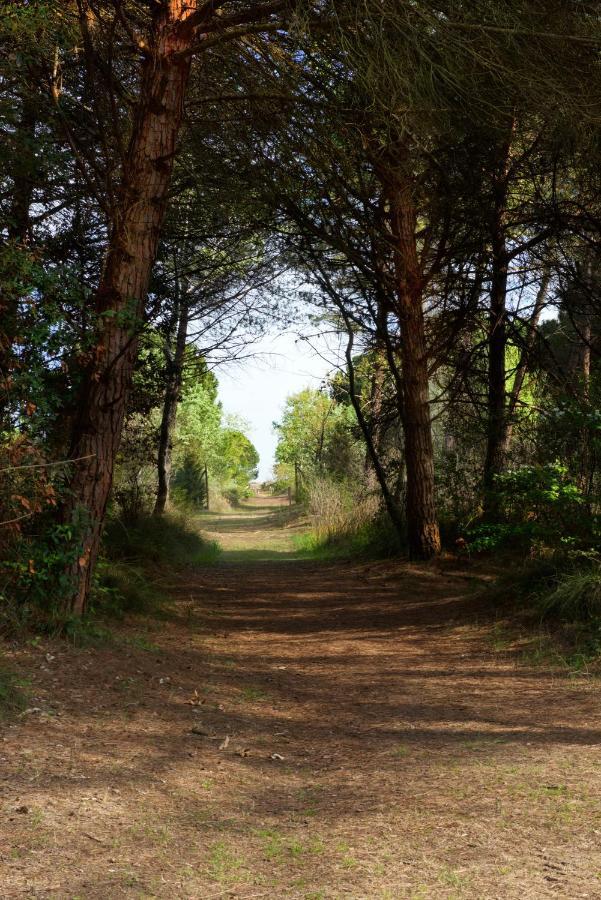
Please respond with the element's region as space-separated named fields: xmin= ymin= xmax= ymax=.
xmin=494 ymin=463 xmax=583 ymax=514
xmin=0 ymin=520 xmax=82 ymax=633
xmin=172 ymin=384 xmax=259 ymax=507
xmin=92 ymin=561 xmax=164 ymax=620
xmin=215 ymin=428 xmax=259 ymax=501
xmin=465 ymin=523 xmax=534 ymax=553
xmin=467 ymin=464 xmax=588 ymax=553
xmin=494 ymin=552 xmax=601 ymax=669
xmin=297 ymin=513 xmax=401 ymax=561
xmin=296 ymin=475 xmax=400 ymax=560
xmin=88 ymin=513 xmax=220 ymax=621
xmin=274 ymin=388 xmax=362 ymax=491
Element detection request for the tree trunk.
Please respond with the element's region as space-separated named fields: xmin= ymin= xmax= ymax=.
xmin=1 ymin=91 xmax=36 ymax=427
xmin=483 ymin=124 xmax=514 ymax=515
xmin=364 ymin=342 xmax=387 ymax=472
xmin=154 ymin=300 xmax=189 ymax=515
xmin=62 ymin=1 xmax=197 ymax=615
xmin=503 ymin=265 xmax=551 ymax=450
xmin=389 ymin=177 xmax=441 ymax=560
xmin=574 ymin=257 xmax=594 ymax=494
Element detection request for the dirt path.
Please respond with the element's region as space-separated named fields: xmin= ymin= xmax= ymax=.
xmin=2 ymin=500 xmax=601 ymax=898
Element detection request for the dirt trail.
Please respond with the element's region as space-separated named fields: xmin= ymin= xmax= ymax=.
xmin=2 ymin=499 xmax=601 ymax=899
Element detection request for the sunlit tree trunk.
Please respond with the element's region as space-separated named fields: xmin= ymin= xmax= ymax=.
xmin=63 ymin=1 xmax=197 ymax=614
xmin=388 ymin=175 xmax=441 ymax=560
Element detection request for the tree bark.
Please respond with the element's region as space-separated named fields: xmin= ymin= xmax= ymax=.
xmin=483 ymin=124 xmax=515 ymax=515
xmin=154 ymin=299 xmax=189 ymax=515
xmin=62 ymin=1 xmax=197 ymax=614
xmin=1 ymin=90 xmax=36 ymax=427
xmin=389 ymin=175 xmax=441 ymax=560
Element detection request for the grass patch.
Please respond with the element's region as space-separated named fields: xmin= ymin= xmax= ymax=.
xmin=92 ymin=511 xmax=220 ymax=619
xmin=103 ymin=511 xmax=220 ymax=569
xmin=208 ymin=840 xmax=243 ymax=883
xmin=0 ymin=662 xmax=28 ymax=718
xmin=391 ymin=743 xmax=410 ymax=758
xmin=238 ymin=685 xmax=268 ymax=703
xmin=295 ymin=514 xmax=401 ymax=561
xmin=489 ymin=552 xmax=601 ymax=673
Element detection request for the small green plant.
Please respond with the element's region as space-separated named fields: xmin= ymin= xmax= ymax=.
xmin=239 ymin=685 xmax=267 ymax=702
xmin=0 ymin=663 xmax=28 ymax=718
xmin=123 ymin=633 xmax=161 ymax=652
xmin=391 ymin=744 xmax=410 ymax=758
xmin=208 ymin=841 xmax=243 ymax=883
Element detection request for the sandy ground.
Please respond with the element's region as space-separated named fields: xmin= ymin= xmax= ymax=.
xmin=1 ymin=498 xmax=601 ymax=899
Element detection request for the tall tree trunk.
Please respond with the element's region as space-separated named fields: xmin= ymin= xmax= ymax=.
xmin=483 ymin=124 xmax=514 ymax=515
xmin=1 ymin=91 xmax=36 ymax=427
xmin=503 ymin=265 xmax=551 ymax=450
xmin=363 ymin=348 xmax=387 ymax=476
xmin=389 ymin=177 xmax=441 ymax=560
xmin=62 ymin=1 xmax=197 ymax=615
xmin=573 ymin=256 xmax=594 ymax=494
xmin=154 ymin=300 xmax=189 ymax=515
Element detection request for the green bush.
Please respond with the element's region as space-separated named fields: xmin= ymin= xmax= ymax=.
xmin=465 ymin=463 xmax=590 ymax=554
xmin=0 ymin=520 xmax=83 ymax=633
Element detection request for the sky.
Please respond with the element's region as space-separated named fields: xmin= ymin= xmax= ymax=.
xmin=217 ymin=328 xmax=345 ymax=481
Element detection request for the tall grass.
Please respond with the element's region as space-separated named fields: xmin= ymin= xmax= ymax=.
xmin=0 ymin=662 xmax=28 ymax=718
xmin=103 ymin=510 xmax=220 ymax=568
xmin=538 ymin=559 xmax=601 ymax=622
xmin=297 ymin=476 xmax=401 ymax=559
xmin=94 ymin=510 xmax=220 ymax=618
xmin=492 ymin=552 xmax=601 ymax=670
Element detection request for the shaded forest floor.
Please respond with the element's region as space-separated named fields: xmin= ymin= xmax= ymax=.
xmin=2 ymin=498 xmax=601 ymax=898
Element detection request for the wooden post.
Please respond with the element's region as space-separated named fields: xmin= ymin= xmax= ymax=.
xmin=204 ymin=463 xmax=209 ymax=510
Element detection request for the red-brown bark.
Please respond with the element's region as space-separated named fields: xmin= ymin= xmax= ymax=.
xmin=63 ymin=1 xmax=198 ymax=614
xmin=388 ymin=172 xmax=441 ymax=560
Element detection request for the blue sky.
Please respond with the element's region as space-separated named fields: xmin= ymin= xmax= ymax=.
xmin=217 ymin=328 xmax=345 ymax=481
